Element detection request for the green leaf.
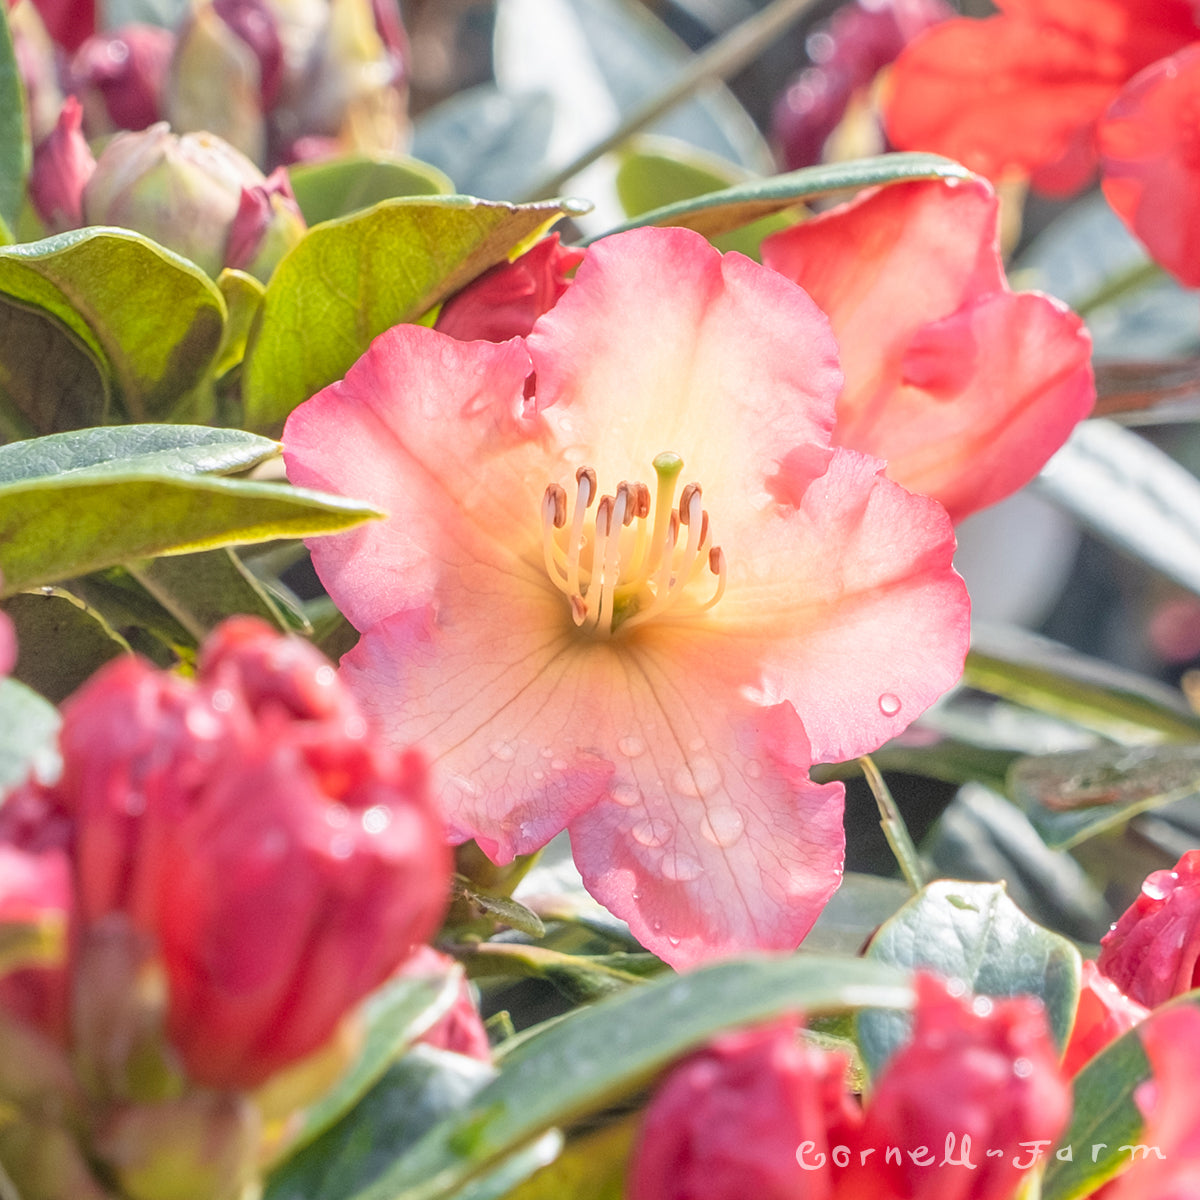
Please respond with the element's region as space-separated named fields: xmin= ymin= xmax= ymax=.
xmin=4 ymin=588 xmax=130 ymax=703
xmin=461 ymin=944 xmax=647 ymax=1004
xmin=213 ymin=269 xmax=266 ymax=379
xmin=0 ymin=676 xmax=60 ymax=789
xmin=592 ymin=153 xmax=972 ymax=242
xmin=285 ymin=970 xmax=465 ymax=1160
xmin=0 ymin=3 xmax=29 ymax=242
xmin=266 ymin=1047 xmax=498 ymax=1200
xmin=502 ymin=1115 xmax=635 ymax=1200
xmin=241 ymin=196 xmax=589 ymax=430
xmin=1010 ymin=742 xmax=1200 ymax=850
xmin=857 ymin=880 xmax=1081 ymax=1079
xmin=127 ymin=549 xmax=292 ymax=641
xmin=0 ymin=424 xmax=279 ymax=484
xmin=0 ymin=474 xmax=379 ymax=595
xmin=350 ymin=956 xmax=912 ymax=1200
xmin=288 ymin=155 xmax=454 ymax=225
xmin=615 ymin=135 xmax=794 ymax=258
xmin=1035 ymin=420 xmax=1200 ymax=601
xmin=802 ymin=872 xmax=913 ymax=955
xmin=0 ymin=229 xmax=226 ymax=424
xmin=965 ymin=625 xmax=1200 ymax=744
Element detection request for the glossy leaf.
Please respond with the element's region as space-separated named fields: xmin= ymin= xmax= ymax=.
xmin=592 ymin=153 xmax=972 ymax=242
xmin=214 ymin=269 xmax=265 ymax=379
xmin=0 ymin=677 xmax=60 ymax=789
xmin=3 ymin=588 xmax=130 ymax=703
xmin=288 ymin=155 xmax=454 ymax=225
xmin=241 ymin=197 xmax=588 ymax=429
xmin=1011 ymin=743 xmax=1200 ymax=850
xmin=0 ymin=229 xmax=226 ymax=423
xmin=349 ymin=956 xmax=912 ymax=1200
xmin=1036 ymin=420 xmax=1200 ymax=601
xmin=857 ymin=881 xmax=1081 ymax=1079
xmin=0 ymin=473 xmax=379 ymax=595
xmin=0 ymin=3 xmax=29 ymax=242
xmin=0 ymin=424 xmax=279 ymax=484
xmin=965 ymin=625 xmax=1200 ymax=744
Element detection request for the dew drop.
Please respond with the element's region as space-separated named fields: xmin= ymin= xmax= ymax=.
xmin=971 ymin=996 xmax=994 ymax=1017
xmin=315 ymin=665 xmax=336 ymax=687
xmin=362 ymin=805 xmax=391 ymax=835
xmin=325 ymin=803 xmax=350 ymax=828
xmin=551 ymin=758 xmax=568 ymax=771
xmin=489 ymin=740 xmax=516 ymax=762
xmin=745 ymin=759 xmax=763 ymax=779
xmin=661 ymin=852 xmax=702 ymax=881
xmin=330 ymin=834 xmax=354 ymax=860
xmin=632 ymin=818 xmax=671 ymax=848
xmin=1013 ymin=1056 xmax=1033 ymax=1079
xmin=211 ymin=688 xmax=234 ymax=713
xmin=688 ymin=737 xmax=706 ymax=753
xmin=878 ymin=692 xmax=902 ymax=717
xmin=540 ymin=747 xmax=555 ymax=760
xmin=667 ymin=935 xmax=681 ymax=947
xmin=672 ymin=768 xmax=701 ymax=798
xmin=701 ymin=806 xmax=745 ymax=848
xmin=610 ymin=781 xmax=642 ymax=807
xmin=344 ymin=715 xmax=367 ymax=739
xmin=651 ymin=918 xmax=664 ymax=933
xmin=532 ymin=769 xmax=545 ymax=781
xmin=618 ymin=735 xmax=646 ymax=758
xmin=1142 ymin=874 xmax=1172 ymax=901
xmin=691 ymin=757 xmax=722 ymax=795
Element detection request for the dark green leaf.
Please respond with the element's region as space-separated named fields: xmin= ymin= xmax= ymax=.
xmin=352 ymin=956 xmax=912 ymax=1200
xmin=0 ymin=424 xmax=279 ymax=484
xmin=0 ymin=677 xmax=60 ymax=790
xmin=0 ymin=229 xmax=226 ymax=423
xmin=288 ymin=155 xmax=453 ymax=225
xmin=461 ymin=944 xmax=647 ymax=1004
xmin=4 ymin=588 xmax=130 ymax=703
xmin=0 ymin=473 xmax=379 ymax=595
xmin=592 ymin=153 xmax=972 ymax=242
xmin=0 ymin=4 xmax=28 ymax=241
xmin=857 ymin=880 xmax=1081 ymax=1078
xmin=241 ymin=197 xmax=589 ymax=429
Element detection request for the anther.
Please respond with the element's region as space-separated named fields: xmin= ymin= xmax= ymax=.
xmin=575 ymin=466 xmax=597 ymax=506
xmin=544 ymin=483 xmax=567 ymax=528
xmin=633 ymin=482 xmax=651 ymax=519
xmin=678 ymin=483 xmax=701 ymax=524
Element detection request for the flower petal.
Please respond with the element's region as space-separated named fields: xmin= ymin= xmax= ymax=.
xmin=526 ymin=225 xmax=843 ymax=540
xmin=569 ymin=691 xmax=844 ymax=968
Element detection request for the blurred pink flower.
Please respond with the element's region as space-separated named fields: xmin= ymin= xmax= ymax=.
xmin=69 ymin=24 xmax=174 ymax=132
xmin=761 ymin=178 xmax=1095 ymax=523
xmin=28 ymin=95 xmax=96 ymax=233
xmin=284 ymin=225 xmax=969 ymax=966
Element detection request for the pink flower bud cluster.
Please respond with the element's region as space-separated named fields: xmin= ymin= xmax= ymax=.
xmin=771 ymin=0 xmax=950 ymax=170
xmin=629 ymin=975 xmax=1072 ymax=1200
xmin=0 ymin=618 xmax=452 ymax=1092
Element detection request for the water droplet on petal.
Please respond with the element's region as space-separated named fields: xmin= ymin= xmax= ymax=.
xmin=489 ymin=740 xmax=516 ymax=762
xmin=667 ymin=935 xmax=681 ymax=947
xmin=688 ymin=737 xmax=706 ymax=753
xmin=330 ymin=833 xmax=354 ymax=859
xmin=879 ymin=693 xmax=902 ymax=717
xmin=362 ymin=805 xmax=391 ymax=835
xmin=745 ymin=759 xmax=763 ymax=779
xmin=691 ymin=757 xmax=722 ymax=795
xmin=1012 ymin=1057 xmax=1033 ymax=1079
xmin=532 ymin=769 xmax=545 ymax=781
xmin=618 ymin=735 xmax=646 ymax=757
xmin=315 ymin=665 xmax=336 ymax=687
xmin=651 ymin=918 xmax=664 ymax=933
xmin=971 ymin=996 xmax=993 ymax=1017
xmin=540 ymin=747 xmax=555 ymax=760
xmin=661 ymin=852 xmax=702 ymax=881
xmin=610 ymin=782 xmax=642 ymax=807
xmin=325 ymin=803 xmax=350 ymax=828
xmin=1142 ymin=877 xmax=1169 ymax=900
xmin=632 ymin=818 xmax=671 ymax=848
xmin=551 ymin=758 xmax=568 ymax=771
xmin=211 ymin=688 xmax=234 ymax=713
xmin=701 ymin=806 xmax=745 ymax=848
xmin=672 ymin=768 xmax=701 ymax=798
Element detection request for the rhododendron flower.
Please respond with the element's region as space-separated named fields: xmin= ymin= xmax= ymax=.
xmin=13 ymin=617 xmax=451 ymax=1090
xmin=284 ymin=225 xmax=970 ymax=966
xmin=435 ymin=233 xmax=584 ymax=343
xmin=1101 ymin=1005 xmax=1200 ymax=1200
xmin=1097 ymin=44 xmax=1200 ymax=287
xmin=1061 ymin=960 xmax=1147 ymax=1077
xmin=28 ymin=96 xmax=96 ymax=233
xmin=761 ymin=178 xmax=1095 ymax=523
xmin=885 ymin=0 xmax=1199 ymax=194
xmin=402 ymin=946 xmax=491 ymax=1062
xmin=1097 ymin=850 xmax=1200 ymax=1008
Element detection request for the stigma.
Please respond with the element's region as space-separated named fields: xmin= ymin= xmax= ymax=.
xmin=541 ymin=452 xmax=727 ymax=637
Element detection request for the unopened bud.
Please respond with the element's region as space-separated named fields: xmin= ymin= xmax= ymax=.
xmin=29 ymin=96 xmax=96 ymax=233
xmin=69 ymin=24 xmax=174 ymax=133
xmin=223 ymin=166 xmax=306 ymax=281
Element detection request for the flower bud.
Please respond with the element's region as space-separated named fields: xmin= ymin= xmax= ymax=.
xmin=69 ymin=24 xmax=174 ymax=133
xmin=403 ymin=946 xmax=491 ymax=1062
xmin=28 ymin=95 xmax=96 ymax=233
xmin=848 ymin=975 xmax=1071 ymax=1200
xmin=1097 ymin=850 xmax=1200 ymax=1008
xmin=49 ymin=618 xmax=451 ymax=1090
xmin=27 ymin=0 xmax=94 ymax=53
xmin=627 ymin=1015 xmax=861 ymax=1200
xmin=82 ymin=124 xmax=265 ymax=276
xmin=223 ymin=166 xmax=307 ymax=281
xmin=214 ymin=0 xmax=283 ymax=107
xmin=435 ymin=234 xmax=585 ymax=343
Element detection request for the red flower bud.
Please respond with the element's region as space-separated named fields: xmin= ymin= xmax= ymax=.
xmin=848 ymin=975 xmax=1071 ymax=1200
xmin=69 ymin=24 xmax=174 ymax=132
xmin=28 ymin=0 xmax=94 ymax=53
xmin=1061 ymin=960 xmax=1148 ymax=1077
xmin=28 ymin=96 xmax=96 ymax=233
xmin=213 ymin=0 xmax=283 ymax=107
xmin=1097 ymin=850 xmax=1200 ymax=1009
xmin=627 ymin=1015 xmax=861 ymax=1200
xmin=435 ymin=234 xmax=584 ymax=343
xmin=47 ymin=618 xmax=451 ymax=1090
xmin=223 ymin=166 xmax=307 ymax=281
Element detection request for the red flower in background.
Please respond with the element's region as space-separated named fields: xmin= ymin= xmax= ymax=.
xmin=762 ymin=178 xmax=1094 ymax=523
xmin=885 ymin=0 xmax=1199 ymax=194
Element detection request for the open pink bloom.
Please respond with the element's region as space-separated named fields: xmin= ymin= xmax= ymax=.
xmin=1100 ymin=1006 xmax=1200 ymax=1200
xmin=761 ymin=178 xmax=1095 ymax=523
xmin=1098 ymin=43 xmax=1200 ymax=287
xmin=284 ymin=226 xmax=970 ymax=967
xmin=884 ymin=0 xmax=1198 ymax=194
xmin=1097 ymin=850 xmax=1200 ymax=1008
